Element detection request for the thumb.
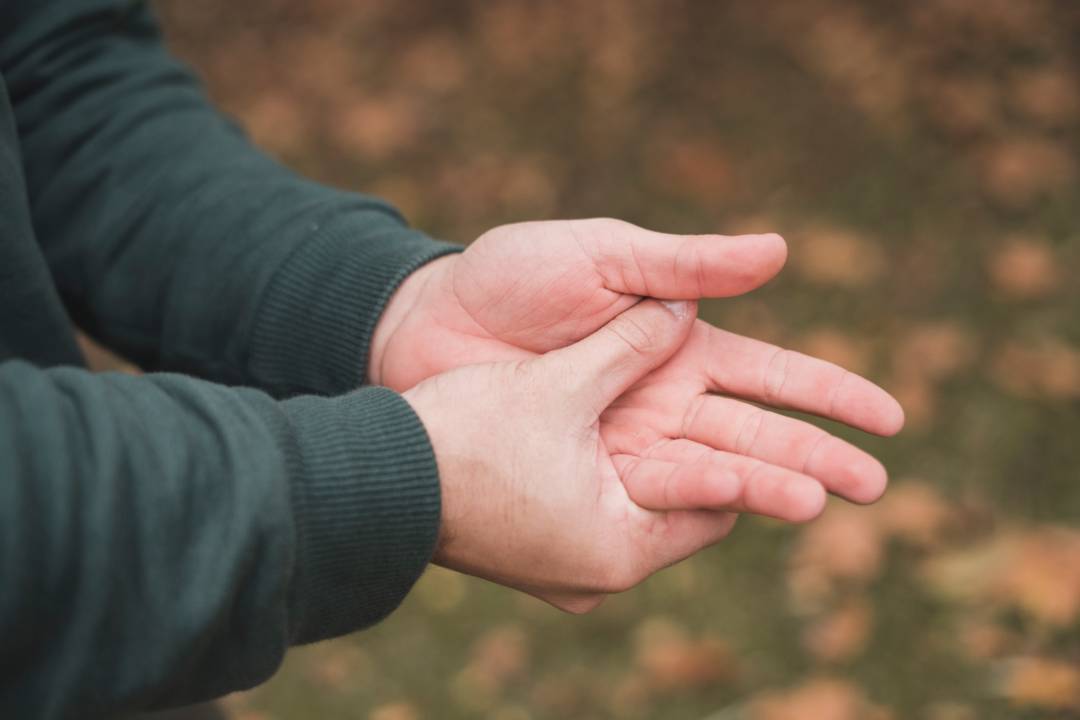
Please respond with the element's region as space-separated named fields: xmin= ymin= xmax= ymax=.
xmin=577 ymin=218 xmax=788 ymax=299
xmin=540 ymin=298 xmax=696 ymax=411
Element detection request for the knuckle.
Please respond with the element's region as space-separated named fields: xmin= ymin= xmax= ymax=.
xmin=740 ymin=461 xmax=769 ymax=506
xmin=662 ymin=463 xmax=683 ymax=509
xmin=608 ymin=316 xmax=659 ymax=358
xmin=762 ymin=347 xmax=792 ymax=403
xmin=680 ymin=395 xmax=708 ymax=439
xmin=801 ymin=431 xmax=831 ymax=476
xmin=826 ymin=368 xmax=853 ymax=417
xmin=734 ymin=408 xmax=767 ymax=455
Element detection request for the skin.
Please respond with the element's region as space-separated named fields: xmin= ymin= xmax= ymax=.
xmin=372 ymin=218 xmax=905 ymax=611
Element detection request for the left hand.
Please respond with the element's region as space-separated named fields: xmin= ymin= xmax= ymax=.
xmin=369 ymin=218 xmax=789 ymax=390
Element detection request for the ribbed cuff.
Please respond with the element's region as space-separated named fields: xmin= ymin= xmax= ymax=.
xmin=278 ymin=386 xmax=440 ymax=643
xmin=248 ymin=218 xmax=462 ymax=397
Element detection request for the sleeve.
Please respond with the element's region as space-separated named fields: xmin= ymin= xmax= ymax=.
xmin=0 ymin=0 xmax=461 ymax=397
xmin=0 ymin=359 xmax=441 ymax=718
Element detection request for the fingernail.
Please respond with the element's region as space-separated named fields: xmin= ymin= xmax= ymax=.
xmin=660 ymin=300 xmax=690 ymax=319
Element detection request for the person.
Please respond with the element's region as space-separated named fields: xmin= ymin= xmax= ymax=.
xmin=0 ymin=1 xmax=905 ymax=718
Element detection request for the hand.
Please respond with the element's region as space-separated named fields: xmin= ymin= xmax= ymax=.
xmin=601 ymin=318 xmax=904 ymax=517
xmin=370 ymin=218 xmax=788 ymax=390
xmin=404 ymin=299 xmax=735 ymax=612
xmin=405 ymin=299 xmax=900 ymax=613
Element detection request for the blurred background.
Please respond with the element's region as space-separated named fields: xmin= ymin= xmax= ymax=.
xmin=150 ymin=1 xmax=1080 ymax=718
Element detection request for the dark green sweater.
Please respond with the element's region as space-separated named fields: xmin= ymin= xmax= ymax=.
xmin=0 ymin=1 xmax=461 ymax=717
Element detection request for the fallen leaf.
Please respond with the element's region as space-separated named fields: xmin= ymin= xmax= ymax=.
xmin=530 ymin=672 xmax=587 ymax=717
xmin=399 ymin=32 xmax=467 ymax=95
xmin=792 ymin=227 xmax=886 ymax=288
xmin=307 ymin=643 xmax=372 ymax=690
xmin=652 ymin=138 xmax=733 ymax=208
xmin=332 ymin=96 xmax=423 ymax=161
xmin=885 ymin=374 xmax=936 ymax=430
xmin=794 ymin=329 xmax=872 ymax=376
xmin=923 ymin=76 xmax=1000 ymax=138
xmin=957 ymin=617 xmax=1019 ymax=661
xmin=990 ymin=340 xmax=1080 ymax=399
xmin=1009 ymin=65 xmax=1078 ymax=128
xmin=923 ymin=701 xmax=978 ymax=720
xmin=802 ymin=597 xmax=873 ymax=663
xmin=468 ymin=624 xmax=530 ymax=688
xmin=369 ymin=702 xmax=419 ymax=720
xmin=996 ymin=657 xmax=1080 ymax=710
xmin=802 ymin=10 xmax=910 ymax=130
xmin=748 ymin=677 xmax=892 ymax=720
xmin=924 ymin=527 xmax=1080 ymax=627
xmin=874 ymin=480 xmax=952 ymax=547
xmin=979 ymin=137 xmax=1074 ymax=210
xmin=609 ymin=671 xmax=651 ymax=718
xmin=993 ymin=528 xmax=1080 ymax=627
xmin=788 ymin=504 xmax=885 ymax=614
xmin=895 ymin=322 xmax=977 ymax=382
xmin=242 ymin=91 xmax=310 ymax=157
xmin=488 ymin=704 xmax=533 ymax=720
xmin=987 ymin=236 xmax=1061 ymax=299
xmin=634 ymin=617 xmax=737 ymax=691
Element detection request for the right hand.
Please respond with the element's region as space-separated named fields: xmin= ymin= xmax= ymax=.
xmin=403 ymin=298 xmax=901 ymax=612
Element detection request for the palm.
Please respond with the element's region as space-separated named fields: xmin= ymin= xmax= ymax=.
xmin=596 ymin=318 xmax=903 ymax=520
xmin=449 ymin=221 xmax=640 ymax=351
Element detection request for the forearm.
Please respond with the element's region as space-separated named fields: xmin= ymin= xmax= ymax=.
xmin=0 ymin=0 xmax=459 ymax=395
xmin=0 ymin=361 xmax=439 ymax=718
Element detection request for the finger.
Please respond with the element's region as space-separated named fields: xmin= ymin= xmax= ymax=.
xmin=542 ymin=298 xmax=695 ymax=411
xmin=701 ymin=327 xmax=905 ymax=436
xmin=681 ymin=395 xmax=888 ymax=503
xmin=613 ymin=446 xmax=827 ymax=522
xmin=573 ymin=218 xmax=788 ymax=299
xmin=645 ymin=510 xmax=740 ymax=569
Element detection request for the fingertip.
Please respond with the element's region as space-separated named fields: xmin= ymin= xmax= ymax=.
xmin=881 ymin=397 xmax=906 ymax=436
xmin=839 ymin=378 xmax=907 ymax=437
xmin=866 ymin=393 xmax=905 ymax=436
xmin=841 ymin=455 xmax=889 ymax=505
xmin=784 ymin=479 xmax=828 ymax=523
xmin=744 ymin=232 xmax=788 ymax=278
xmin=699 ymin=232 xmax=788 ymax=297
xmin=759 ymin=232 xmax=789 ymax=266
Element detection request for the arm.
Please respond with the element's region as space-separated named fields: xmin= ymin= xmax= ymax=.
xmin=0 ymin=360 xmax=439 ymax=718
xmin=0 ymin=0 xmax=459 ymax=395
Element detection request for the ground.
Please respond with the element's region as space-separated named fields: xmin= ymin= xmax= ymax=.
xmin=156 ymin=1 xmax=1080 ymax=717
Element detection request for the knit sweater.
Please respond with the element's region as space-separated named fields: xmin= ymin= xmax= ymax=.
xmin=0 ymin=1 xmax=460 ymax=717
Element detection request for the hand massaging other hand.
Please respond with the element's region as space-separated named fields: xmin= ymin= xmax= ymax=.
xmin=377 ymin=219 xmax=903 ymax=610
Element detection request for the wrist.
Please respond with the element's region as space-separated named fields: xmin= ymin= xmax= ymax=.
xmin=401 ymin=382 xmax=460 ymax=563
xmin=368 ymin=254 xmax=457 ymax=386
